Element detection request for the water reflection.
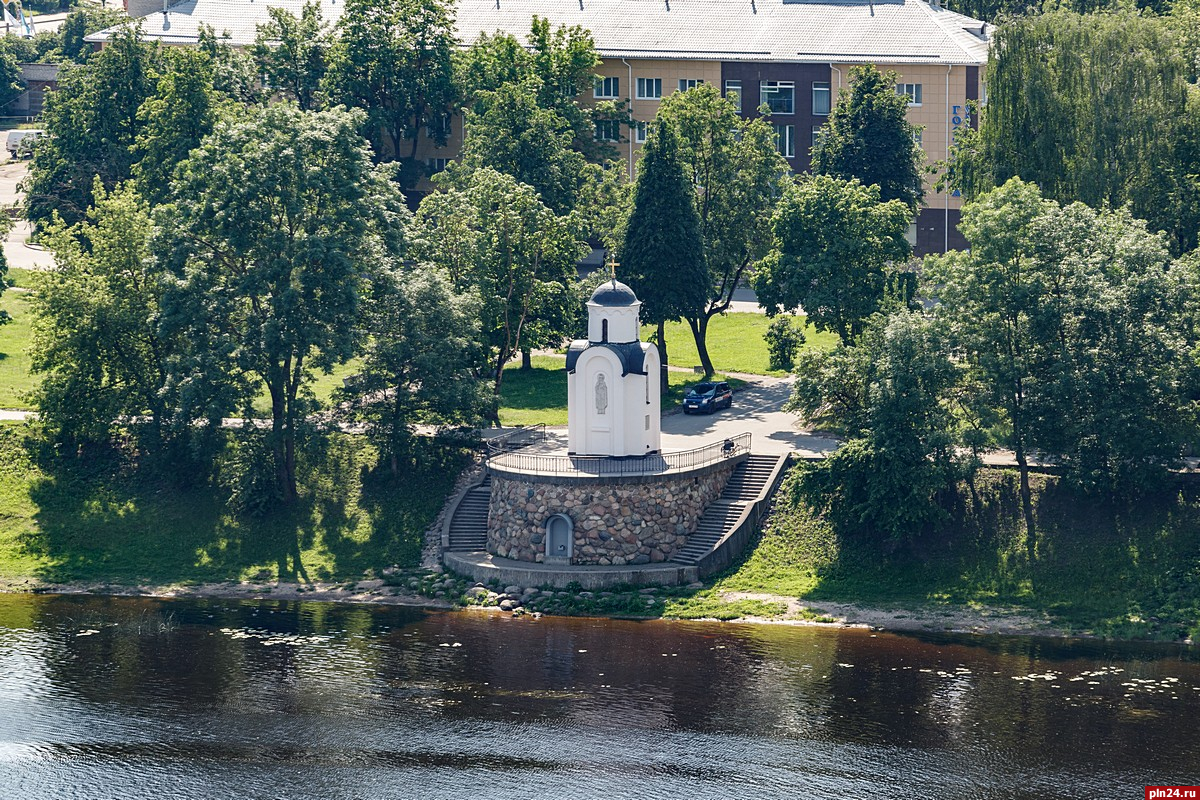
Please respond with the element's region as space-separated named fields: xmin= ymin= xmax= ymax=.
xmin=0 ymin=594 xmax=1197 ymax=799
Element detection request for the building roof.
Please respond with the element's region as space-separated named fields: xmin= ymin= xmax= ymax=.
xmin=86 ymin=0 xmax=989 ymax=66
xmin=565 ymin=340 xmax=647 ymax=375
xmin=589 ymin=279 xmax=638 ymax=307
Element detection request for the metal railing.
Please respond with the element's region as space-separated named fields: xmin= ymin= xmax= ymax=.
xmin=487 ymin=432 xmax=751 ymax=477
xmin=485 ymin=424 xmax=547 ymax=455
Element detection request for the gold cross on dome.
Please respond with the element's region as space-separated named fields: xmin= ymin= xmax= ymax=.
xmin=606 ymin=250 xmax=619 ymax=281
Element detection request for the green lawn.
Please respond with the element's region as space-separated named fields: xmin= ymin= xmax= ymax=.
xmin=643 ymin=313 xmax=839 ymax=376
xmin=705 ymin=466 xmax=1200 ymax=639
xmin=0 ymin=423 xmax=468 ymax=586
xmin=0 ymin=290 xmax=36 ymax=409
xmin=497 ymin=354 xmax=745 ymax=427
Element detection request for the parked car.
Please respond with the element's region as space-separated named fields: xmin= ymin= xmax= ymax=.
xmin=5 ymin=129 xmax=42 ymax=159
xmin=682 ymin=381 xmax=733 ymax=414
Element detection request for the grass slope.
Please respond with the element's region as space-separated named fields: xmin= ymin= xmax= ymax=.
xmin=0 ymin=424 xmax=468 ymax=587
xmin=0 ymin=290 xmax=35 ymax=409
xmin=712 ymin=467 xmax=1200 ymax=639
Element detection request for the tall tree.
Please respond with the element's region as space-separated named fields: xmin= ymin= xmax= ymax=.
xmin=927 ymin=178 xmax=1198 ymax=524
xmin=622 ymin=121 xmax=708 ymax=391
xmin=29 ymin=182 xmax=177 ymax=451
xmin=753 ymin=174 xmax=911 ymax=341
xmin=655 ymin=83 xmax=789 ymax=376
xmin=791 ymin=311 xmax=963 ymax=543
xmin=157 ymin=105 xmax=408 ymax=501
xmin=414 ymin=167 xmax=584 ymax=408
xmin=132 ymin=48 xmax=218 ymax=207
xmin=979 ymin=10 xmax=1200 ymax=253
xmin=811 ymin=64 xmax=925 ymax=212
xmin=25 ymin=28 xmax=158 ymax=228
xmin=252 ymin=2 xmax=330 ymax=111
xmin=341 ymin=267 xmax=493 ymax=473
xmin=325 ymin=0 xmax=457 ymax=183
xmin=57 ymin=6 xmax=124 ymax=64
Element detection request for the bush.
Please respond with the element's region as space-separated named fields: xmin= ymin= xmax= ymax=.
xmin=764 ymin=315 xmax=805 ymax=372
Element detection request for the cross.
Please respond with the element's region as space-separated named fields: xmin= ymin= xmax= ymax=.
xmin=606 ymin=250 xmax=619 ymax=282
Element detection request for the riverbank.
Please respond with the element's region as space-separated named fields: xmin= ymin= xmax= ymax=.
xmin=0 ymin=573 xmax=1109 ymax=641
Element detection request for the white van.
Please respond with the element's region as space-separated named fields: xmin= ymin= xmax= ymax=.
xmin=5 ymin=129 xmax=42 ymax=159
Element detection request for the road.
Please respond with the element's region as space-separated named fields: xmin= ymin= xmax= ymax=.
xmin=0 ymin=157 xmax=52 ymax=271
xmin=660 ymin=376 xmax=836 ymax=456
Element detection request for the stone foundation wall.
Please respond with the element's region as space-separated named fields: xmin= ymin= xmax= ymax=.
xmin=487 ymin=459 xmax=739 ymax=565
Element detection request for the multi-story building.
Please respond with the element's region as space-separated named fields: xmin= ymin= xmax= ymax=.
xmin=96 ymin=0 xmax=989 ymax=254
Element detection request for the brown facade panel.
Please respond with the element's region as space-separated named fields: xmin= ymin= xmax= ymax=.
xmin=915 ymin=207 xmax=968 ymax=256
xmin=720 ymin=61 xmax=831 ymax=172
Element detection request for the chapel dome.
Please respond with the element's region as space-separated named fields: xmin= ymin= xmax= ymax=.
xmin=589 ymin=279 xmax=639 ymax=307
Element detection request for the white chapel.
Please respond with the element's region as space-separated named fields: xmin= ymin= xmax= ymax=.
xmin=565 ymin=280 xmax=661 ymax=457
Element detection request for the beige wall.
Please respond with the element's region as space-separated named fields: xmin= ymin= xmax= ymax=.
xmin=588 ymin=58 xmax=724 ymax=175
xmin=833 ymin=62 xmax=974 ymax=212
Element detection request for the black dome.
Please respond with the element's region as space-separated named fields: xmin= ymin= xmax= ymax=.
xmin=589 ymin=279 xmax=638 ymax=307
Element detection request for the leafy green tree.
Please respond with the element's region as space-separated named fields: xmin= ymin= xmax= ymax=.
xmin=0 ymin=47 xmax=21 ymax=119
xmin=654 ymin=83 xmax=789 ymax=376
xmin=923 ymin=178 xmax=1048 ymax=540
xmin=764 ymin=315 xmax=805 ymax=372
xmin=325 ymin=0 xmax=457 ymax=181
xmin=979 ymin=10 xmax=1200 ymax=253
xmin=414 ymin=167 xmax=584 ymax=408
xmin=252 ymin=2 xmax=330 ymax=111
xmin=791 ymin=311 xmax=963 ymax=543
xmin=928 ymin=178 xmax=1198 ymax=516
xmin=811 ymin=64 xmax=924 ymax=212
xmin=29 ymin=182 xmax=179 ymax=451
xmin=753 ymin=174 xmax=911 ymax=341
xmin=57 ymin=6 xmax=124 ymax=63
xmin=25 ymin=28 xmax=158 ymax=228
xmin=622 ymin=122 xmax=707 ymax=391
xmin=342 ymin=267 xmax=492 ymax=473
xmin=197 ymin=25 xmax=262 ymax=103
xmin=132 ymin=48 xmax=218 ymax=207
xmin=157 ymin=105 xmax=408 ymax=501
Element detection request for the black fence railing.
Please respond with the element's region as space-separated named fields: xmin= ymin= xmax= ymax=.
xmin=487 ymin=432 xmax=751 ymax=477
xmin=485 ymin=424 xmax=547 ymax=455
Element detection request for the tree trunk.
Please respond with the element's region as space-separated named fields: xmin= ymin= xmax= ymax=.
xmin=1014 ymin=442 xmax=1036 ymax=557
xmin=656 ymin=320 xmax=669 ymax=395
xmin=521 ymin=349 xmax=532 ymax=370
xmin=687 ymin=314 xmax=714 ymax=377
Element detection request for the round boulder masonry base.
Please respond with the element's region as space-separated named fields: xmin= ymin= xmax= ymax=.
xmin=487 ymin=457 xmax=742 ymax=566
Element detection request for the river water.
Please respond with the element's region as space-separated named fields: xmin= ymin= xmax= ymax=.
xmin=0 ymin=594 xmax=1197 ymax=799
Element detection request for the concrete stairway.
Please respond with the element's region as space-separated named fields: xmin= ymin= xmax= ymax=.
xmin=671 ymin=454 xmax=785 ymax=567
xmin=445 ymin=476 xmax=491 ymax=552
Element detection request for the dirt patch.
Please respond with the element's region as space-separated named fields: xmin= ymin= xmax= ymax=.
xmin=719 ymin=590 xmax=1077 ymax=637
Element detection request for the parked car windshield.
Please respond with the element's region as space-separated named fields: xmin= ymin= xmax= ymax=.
xmin=690 ymin=383 xmax=716 ymax=395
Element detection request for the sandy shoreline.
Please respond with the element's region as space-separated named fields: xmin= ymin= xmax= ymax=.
xmin=0 ymin=577 xmax=1125 ymax=641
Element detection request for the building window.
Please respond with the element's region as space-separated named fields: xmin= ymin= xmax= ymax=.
xmin=773 ymin=123 xmax=795 ymax=158
xmin=912 ymin=128 xmax=923 ymax=146
xmin=634 ymin=120 xmax=649 ymax=143
xmin=594 ymin=76 xmax=620 ymax=99
xmin=812 ymin=81 xmax=831 ymax=115
xmin=594 ymin=119 xmax=621 ymax=142
xmin=811 ymin=125 xmax=823 ymax=150
xmin=761 ymin=80 xmax=794 ymax=114
xmin=678 ymin=78 xmax=704 ymax=92
xmin=426 ymin=113 xmax=452 ymax=138
xmin=636 ymin=77 xmax=662 ymax=99
xmin=428 ymin=157 xmax=450 ymax=174
xmin=896 ymin=83 xmax=923 ymax=106
xmin=724 ymin=79 xmax=742 ymax=113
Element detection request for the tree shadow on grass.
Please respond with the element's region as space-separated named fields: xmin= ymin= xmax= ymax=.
xmin=21 ymin=442 xmax=319 ymax=587
xmin=320 ymin=438 xmax=471 ymax=577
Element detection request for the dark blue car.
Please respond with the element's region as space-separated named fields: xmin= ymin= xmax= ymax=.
xmin=682 ymin=381 xmax=733 ymax=414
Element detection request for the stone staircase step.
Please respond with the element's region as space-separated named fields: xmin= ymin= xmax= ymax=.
xmin=671 ymin=454 xmax=788 ymax=567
